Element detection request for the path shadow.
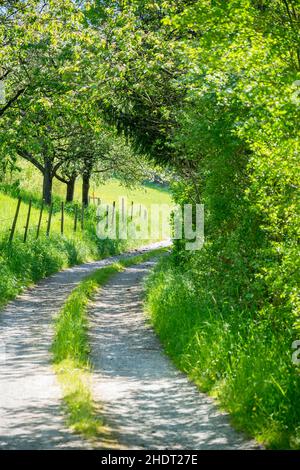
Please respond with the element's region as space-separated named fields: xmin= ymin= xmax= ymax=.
xmin=89 ymin=263 xmax=259 ymax=450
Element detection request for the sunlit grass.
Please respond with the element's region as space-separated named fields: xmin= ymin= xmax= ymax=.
xmin=145 ymin=256 xmax=300 ymax=450
xmin=11 ymin=159 xmax=172 ymax=210
xmin=0 ymin=168 xmax=171 ymax=309
xmin=54 ymin=359 xmax=105 ymax=438
xmin=0 ymin=192 xmax=77 ymax=240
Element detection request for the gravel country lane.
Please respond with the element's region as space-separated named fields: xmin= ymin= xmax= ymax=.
xmin=89 ymin=260 xmax=260 ymax=450
xmin=0 ymin=242 xmax=169 ymax=450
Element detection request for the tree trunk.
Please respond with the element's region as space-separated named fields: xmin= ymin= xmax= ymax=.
xmin=82 ymin=172 xmax=90 ymax=207
xmin=43 ymin=159 xmax=53 ymax=205
xmin=66 ymin=175 xmax=76 ymax=203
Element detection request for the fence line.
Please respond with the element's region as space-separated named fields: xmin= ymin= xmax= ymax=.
xmin=61 ymin=202 xmax=64 ymax=235
xmin=36 ymin=201 xmax=44 ymax=239
xmin=9 ymin=197 xmax=21 ymax=242
xmin=23 ymin=199 xmax=32 ymax=243
xmin=1 ymin=195 xmax=142 ymax=244
xmin=46 ymin=203 xmax=53 ymax=237
xmin=0 ymin=197 xmax=90 ymax=244
xmin=74 ymin=205 xmax=78 ymax=232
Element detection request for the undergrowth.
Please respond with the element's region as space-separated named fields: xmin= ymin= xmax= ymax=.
xmin=145 ymin=253 xmax=300 ymax=450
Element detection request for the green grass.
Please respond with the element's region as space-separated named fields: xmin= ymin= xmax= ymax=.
xmin=0 ymin=170 xmax=172 ymax=309
xmin=52 ymin=248 xmax=167 ymax=440
xmin=7 ymin=159 xmax=172 ymax=209
xmin=0 ymin=234 xmax=100 ymax=309
xmin=0 ymin=192 xmax=78 ymax=240
xmin=0 ymin=190 xmax=125 ymax=308
xmin=145 ymin=255 xmax=300 ymax=450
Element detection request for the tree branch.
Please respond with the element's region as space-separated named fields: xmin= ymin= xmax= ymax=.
xmin=16 ymin=147 xmax=44 ymax=173
xmin=52 ymin=160 xmax=64 ymax=175
xmin=0 ymin=87 xmax=26 ymax=117
xmin=54 ymin=172 xmax=68 ymax=184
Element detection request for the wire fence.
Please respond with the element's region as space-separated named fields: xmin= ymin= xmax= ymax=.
xmin=0 ymin=195 xmax=150 ymax=244
xmin=0 ymin=197 xmax=89 ymax=244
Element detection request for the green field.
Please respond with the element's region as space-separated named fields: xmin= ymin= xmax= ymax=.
xmin=8 ymin=160 xmax=172 ymax=209
xmin=0 ymin=160 xmax=172 ymax=240
xmin=0 ymin=192 xmax=76 ymax=240
xmin=0 ymin=166 xmax=172 ymax=309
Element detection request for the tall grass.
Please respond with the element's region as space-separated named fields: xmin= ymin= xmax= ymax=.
xmin=0 ymin=190 xmax=123 ymax=308
xmin=0 ymin=235 xmax=99 ymax=308
xmin=0 ymin=180 xmax=171 ymax=309
xmin=145 ymin=255 xmax=300 ymax=450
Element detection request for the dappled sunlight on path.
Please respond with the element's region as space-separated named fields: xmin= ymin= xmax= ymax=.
xmin=90 ymin=262 xmax=259 ymax=450
xmin=0 ymin=241 xmax=169 ymax=449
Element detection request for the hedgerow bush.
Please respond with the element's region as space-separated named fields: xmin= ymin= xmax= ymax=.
xmin=145 ymin=0 xmax=300 ymax=449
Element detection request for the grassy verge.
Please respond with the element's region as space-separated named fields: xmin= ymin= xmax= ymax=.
xmin=51 ymin=248 xmax=167 ymax=440
xmin=0 ymin=183 xmax=171 ymax=309
xmin=144 ymin=255 xmax=300 ymax=450
xmin=0 ymin=236 xmax=102 ymax=309
xmin=0 ymin=189 xmax=123 ymax=308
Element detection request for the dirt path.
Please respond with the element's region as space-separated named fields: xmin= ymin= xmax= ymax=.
xmin=89 ymin=260 xmax=259 ymax=450
xmin=0 ymin=242 xmax=169 ymax=450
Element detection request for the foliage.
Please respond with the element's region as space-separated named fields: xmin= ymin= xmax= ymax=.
xmin=140 ymin=0 xmax=300 ymax=449
xmin=0 ymin=1 xmax=155 ymax=203
xmin=0 ymin=0 xmax=299 ymax=448
xmin=0 ymin=183 xmax=170 ymax=308
xmin=145 ymin=253 xmax=300 ymax=449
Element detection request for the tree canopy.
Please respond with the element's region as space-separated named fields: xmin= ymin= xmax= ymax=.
xmin=0 ymin=0 xmax=300 ymax=448
xmin=1 ymin=0 xmax=299 ymax=317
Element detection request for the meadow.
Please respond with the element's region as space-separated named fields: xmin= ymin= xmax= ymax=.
xmin=0 ymin=165 xmax=172 ymax=308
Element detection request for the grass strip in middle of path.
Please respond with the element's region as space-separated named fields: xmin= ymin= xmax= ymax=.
xmin=51 ymin=248 xmax=167 ymax=441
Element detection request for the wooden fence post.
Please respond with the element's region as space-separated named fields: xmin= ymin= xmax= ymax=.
xmin=112 ymin=201 xmax=116 ymax=224
xmin=131 ymin=201 xmax=134 ymax=221
xmin=23 ymin=199 xmax=32 ymax=243
xmin=46 ymin=203 xmax=53 ymax=237
xmin=106 ymin=204 xmax=109 ymax=228
xmin=74 ymin=205 xmax=78 ymax=232
xmin=9 ymin=197 xmax=21 ymax=242
xmin=61 ymin=201 xmax=64 ymax=235
xmin=81 ymin=205 xmax=84 ymax=230
xmin=36 ymin=200 xmax=44 ymax=239
xmin=122 ymin=198 xmax=125 ymax=223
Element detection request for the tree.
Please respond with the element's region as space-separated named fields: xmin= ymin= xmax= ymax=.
xmin=59 ymin=124 xmax=152 ymax=206
xmin=0 ymin=0 xmax=93 ymax=201
xmin=85 ymin=0 xmax=189 ymax=164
